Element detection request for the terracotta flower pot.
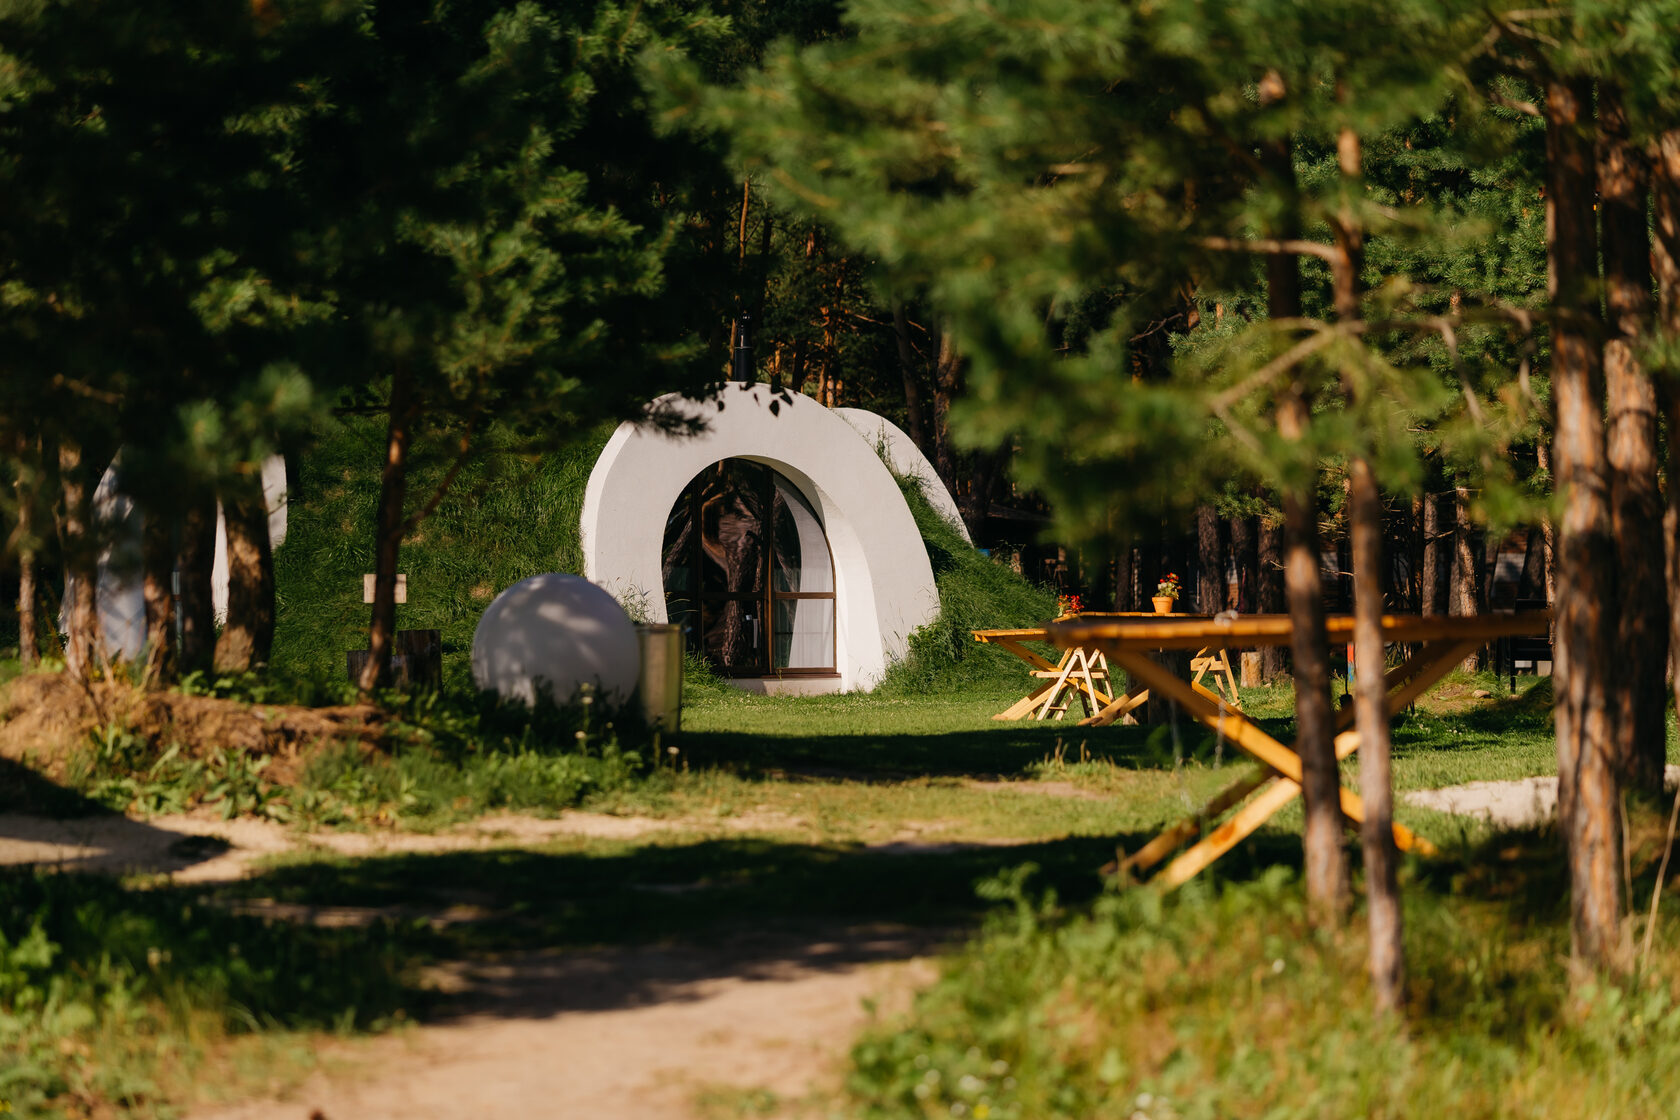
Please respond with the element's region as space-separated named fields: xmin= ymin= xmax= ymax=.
xmin=1152 ymin=596 xmax=1174 ymax=615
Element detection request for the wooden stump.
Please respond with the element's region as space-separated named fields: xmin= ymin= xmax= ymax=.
xmin=1143 ymin=649 xmax=1192 ymax=724
xmin=1240 ymin=651 xmax=1263 ymax=688
xmin=348 ymin=629 xmax=442 ymax=688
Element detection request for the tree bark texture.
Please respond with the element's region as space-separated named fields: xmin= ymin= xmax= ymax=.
xmin=1421 ymin=491 xmax=1444 ymax=615
xmin=176 ymin=492 xmax=217 ymax=675
xmin=1546 ymin=75 xmax=1625 ymax=974
xmin=140 ymin=509 xmax=175 ymax=687
xmin=56 ymin=441 xmax=101 ymax=679
xmin=1230 ymin=515 xmax=1257 ymax=613
xmin=1351 ymin=458 xmax=1404 ymax=1010
xmin=12 ymin=432 xmax=38 ymax=666
xmin=891 ymin=303 xmax=931 ymax=456
xmin=1259 ymin=515 xmax=1286 ymax=679
xmin=1534 ymin=440 xmax=1557 ymax=615
xmin=1655 ymin=131 xmax=1680 ymax=777
xmin=1449 ymin=486 xmax=1481 ymax=670
xmin=360 ymin=368 xmax=417 ymax=691
xmin=1599 ymin=84 xmax=1668 ymax=798
xmin=1114 ymin=541 xmax=1135 ymax=612
xmin=1333 ymin=119 xmax=1402 ymax=1008
xmin=1407 ymin=496 xmax=1424 ymax=615
xmin=1263 ymin=95 xmax=1348 ymax=921
xmin=213 ymin=472 xmax=275 ymax=674
xmin=1195 ymin=505 xmax=1223 ymax=615
xmin=931 ymin=327 xmax=961 ymax=499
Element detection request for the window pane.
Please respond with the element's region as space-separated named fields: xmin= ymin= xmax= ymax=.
xmin=772 ymin=478 xmax=833 ymax=593
xmin=773 ymin=598 xmax=834 ymax=670
xmin=700 ymin=462 xmax=768 ymax=593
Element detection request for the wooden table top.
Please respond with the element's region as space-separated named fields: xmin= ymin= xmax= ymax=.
xmin=1048 ymin=611 xmax=1553 ymax=652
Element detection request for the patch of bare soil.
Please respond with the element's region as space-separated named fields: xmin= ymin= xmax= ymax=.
xmin=0 ymin=672 xmax=383 ymax=783
xmin=965 ymin=778 xmax=1108 ymax=800
xmin=189 ymin=927 xmax=941 ymax=1120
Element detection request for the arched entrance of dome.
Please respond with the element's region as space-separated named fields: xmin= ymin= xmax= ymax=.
xmin=581 ymin=384 xmax=940 ymax=692
xmin=661 ymin=459 xmax=836 ymax=678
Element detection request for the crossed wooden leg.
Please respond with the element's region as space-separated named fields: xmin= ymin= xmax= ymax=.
xmin=1191 ymin=647 xmax=1242 ymax=709
xmin=990 ymin=642 xmax=1118 ymax=721
xmin=1033 ymin=648 xmax=1117 ymax=720
xmin=1109 ymin=638 xmax=1481 ymax=889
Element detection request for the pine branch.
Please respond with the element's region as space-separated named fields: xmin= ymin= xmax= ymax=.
xmin=1199 ymin=235 xmax=1340 ymax=264
xmin=1208 ymin=324 xmax=1341 ymax=411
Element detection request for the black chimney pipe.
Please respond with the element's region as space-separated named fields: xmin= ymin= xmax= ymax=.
xmin=731 ymin=314 xmax=755 ymax=383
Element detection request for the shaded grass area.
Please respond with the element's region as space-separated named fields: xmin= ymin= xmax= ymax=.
xmin=0 ymin=865 xmax=416 ymax=1117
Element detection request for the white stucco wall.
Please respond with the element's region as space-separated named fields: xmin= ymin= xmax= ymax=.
xmin=833 ymin=408 xmax=971 ymax=543
xmin=580 ymin=385 xmax=941 ymax=692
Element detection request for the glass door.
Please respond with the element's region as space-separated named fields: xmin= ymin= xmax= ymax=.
xmin=663 ymin=459 xmax=836 ymax=677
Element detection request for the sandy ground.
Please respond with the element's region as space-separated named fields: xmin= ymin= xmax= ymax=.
xmin=1404 ymin=764 xmax=1680 ymax=829
xmin=0 ymin=809 xmax=954 ymax=1119
xmin=190 ymin=928 xmax=940 ymax=1120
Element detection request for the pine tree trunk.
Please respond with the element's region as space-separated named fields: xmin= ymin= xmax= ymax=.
xmin=1546 ymin=75 xmax=1625 ymax=974
xmin=1449 ymin=486 xmax=1480 ymax=670
xmin=1333 ymin=117 xmax=1401 ymax=1008
xmin=140 ymin=509 xmax=175 ymax=687
xmin=1536 ymin=441 xmax=1557 ymax=612
xmin=56 ymin=440 xmax=100 ymax=679
xmin=1264 ymin=92 xmax=1347 ymax=921
xmin=1653 ymin=130 xmax=1680 ymax=811
xmin=1421 ymin=490 xmax=1443 ymax=614
xmin=1195 ymin=505 xmax=1222 ymax=614
xmin=891 ymin=303 xmax=932 ymax=456
xmin=1258 ymin=514 xmax=1286 ymax=679
xmin=1599 ymin=84 xmax=1667 ymax=798
xmin=1114 ymin=540 xmax=1134 ymax=612
xmin=1351 ymin=458 xmax=1403 ymax=1010
xmin=13 ymin=431 xmax=38 ymax=667
xmin=1407 ymin=496 xmax=1424 ymax=615
xmin=176 ymin=492 xmax=217 ymax=675
xmin=360 ymin=368 xmax=416 ymax=691
xmin=931 ymin=327 xmax=960 ymax=495
xmin=1230 ymin=515 xmax=1257 ymax=613
xmin=213 ymin=473 xmax=274 ymax=674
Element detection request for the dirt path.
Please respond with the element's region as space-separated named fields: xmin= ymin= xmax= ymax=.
xmin=190 ymin=927 xmax=939 ymax=1120
xmin=0 ymin=808 xmax=803 ymax=882
xmin=0 ymin=808 xmax=959 ymax=1118
xmin=1404 ymin=765 xmax=1680 ymax=829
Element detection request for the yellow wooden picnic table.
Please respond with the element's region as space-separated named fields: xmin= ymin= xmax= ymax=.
xmin=973 ymin=613 xmax=1241 ymax=726
xmin=1047 ymin=610 xmax=1553 ymax=889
